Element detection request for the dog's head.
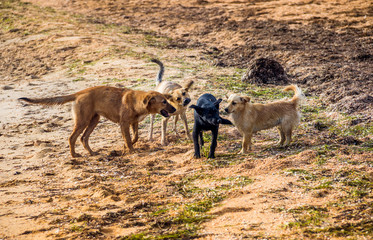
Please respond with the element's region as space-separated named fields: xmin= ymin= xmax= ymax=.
xmin=190 ymin=98 xmax=223 ymax=126
xmin=166 ymin=80 xmax=194 ymax=109
xmin=224 ymin=94 xmax=250 ymax=114
xmin=144 ymin=91 xmax=176 ymax=117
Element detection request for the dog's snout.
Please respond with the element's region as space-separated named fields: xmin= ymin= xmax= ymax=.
xmin=183 ymin=98 xmax=191 ymax=106
xmin=169 ymin=105 xmax=176 ymax=113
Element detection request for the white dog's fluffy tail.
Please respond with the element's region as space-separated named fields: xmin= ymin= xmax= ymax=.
xmin=151 ymin=59 xmax=164 ymax=86
xmin=283 ymin=84 xmax=304 ymax=106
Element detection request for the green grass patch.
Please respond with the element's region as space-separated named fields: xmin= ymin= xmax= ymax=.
xmin=70 ymin=224 xmax=85 ymax=232
xmin=284 ymin=169 xmax=316 ymax=181
xmin=313 ymin=180 xmax=333 ymax=190
xmin=72 ymin=77 xmax=85 ymax=82
xmin=219 ymin=176 xmax=254 ymax=188
xmin=314 ymin=144 xmax=336 ymax=165
xmin=339 ymin=171 xmax=372 ymax=199
xmin=304 ymin=220 xmax=373 ymax=237
xmin=0 ymin=0 xmax=29 ymax=10
xmin=212 ymin=70 xmax=295 ymax=101
xmin=284 ymin=206 xmax=329 ymax=229
xmin=150 ymin=208 xmax=169 ymax=217
xmin=330 ymin=121 xmax=373 ymax=139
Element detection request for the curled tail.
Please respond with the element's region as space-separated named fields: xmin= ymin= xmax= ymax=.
xmin=283 ymin=84 xmax=304 ymax=106
xmin=151 ymin=59 xmax=164 ymax=86
xmin=19 ymin=94 xmax=76 ymax=105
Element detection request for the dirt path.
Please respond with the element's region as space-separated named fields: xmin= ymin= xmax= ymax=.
xmin=0 ymin=1 xmax=372 ymax=239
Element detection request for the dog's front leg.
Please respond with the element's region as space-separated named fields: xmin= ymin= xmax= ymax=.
xmin=241 ymin=132 xmax=252 ymax=154
xmin=161 ymin=117 xmax=169 ymax=146
xmin=208 ymin=127 xmax=219 ymax=158
xmin=131 ymin=122 xmax=139 ymax=144
xmin=192 ymin=125 xmax=201 ymax=158
xmin=148 ymin=114 xmax=155 ymax=141
xmin=173 ymin=114 xmax=180 ymax=137
xmin=120 ymin=122 xmax=134 ymax=154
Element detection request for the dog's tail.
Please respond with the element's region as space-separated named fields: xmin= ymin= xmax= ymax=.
xmin=283 ymin=84 xmax=304 ymax=106
xmin=151 ymin=59 xmax=164 ymax=86
xmin=19 ymin=94 xmax=76 ymax=106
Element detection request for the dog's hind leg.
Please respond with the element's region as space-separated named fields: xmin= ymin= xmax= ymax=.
xmin=131 ymin=122 xmax=139 ymax=144
xmin=69 ymin=125 xmax=87 ymax=158
xmin=284 ymin=127 xmax=293 ymax=146
xmin=148 ymin=114 xmax=155 ymax=141
xmin=69 ymin=118 xmax=91 ymax=158
xmin=69 ymin=102 xmax=92 ymax=157
xmin=277 ymin=127 xmax=286 ymax=146
xmin=180 ymin=112 xmax=192 ymax=140
xmin=192 ymin=126 xmax=201 ymax=158
xmin=161 ymin=117 xmax=169 ymax=146
xmin=80 ymin=114 xmax=100 ymax=156
xmin=199 ymin=131 xmax=204 ymax=147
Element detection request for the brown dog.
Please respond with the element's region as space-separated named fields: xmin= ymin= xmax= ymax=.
xmin=224 ymin=85 xmax=304 ymax=153
xmin=19 ymin=86 xmax=176 ymax=157
xmin=148 ymin=59 xmax=194 ymax=145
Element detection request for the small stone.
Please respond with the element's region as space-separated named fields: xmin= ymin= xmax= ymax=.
xmin=2 ymin=85 xmax=14 ymax=90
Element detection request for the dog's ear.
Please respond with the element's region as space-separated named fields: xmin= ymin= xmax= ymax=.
xmin=219 ymin=117 xmax=233 ymax=125
xmin=240 ymin=96 xmax=250 ymax=103
xmin=143 ymin=94 xmax=156 ymax=105
xmin=163 ymin=94 xmax=173 ymax=100
xmin=190 ymin=104 xmax=203 ymax=114
xmin=183 ymin=80 xmax=194 ymax=92
xmin=214 ymin=98 xmax=222 ymax=108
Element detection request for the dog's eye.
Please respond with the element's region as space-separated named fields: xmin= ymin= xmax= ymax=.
xmin=163 ymin=100 xmax=167 ymax=104
xmin=177 ymin=97 xmax=181 ymax=101
xmin=182 ymin=92 xmax=186 ymax=96
xmin=232 ymin=102 xmax=236 ymax=105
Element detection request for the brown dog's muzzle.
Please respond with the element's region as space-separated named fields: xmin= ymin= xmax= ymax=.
xmin=161 ymin=103 xmax=176 ymax=117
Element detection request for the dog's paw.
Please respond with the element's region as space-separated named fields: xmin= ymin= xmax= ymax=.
xmin=124 ymin=149 xmax=136 ymax=155
xmin=239 ymin=149 xmax=248 ymax=155
xmin=72 ymin=153 xmax=82 ymax=158
xmin=89 ymin=151 xmax=99 ymax=156
xmin=186 ymin=134 xmax=193 ymax=141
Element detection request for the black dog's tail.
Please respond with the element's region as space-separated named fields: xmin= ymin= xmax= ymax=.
xmin=220 ymin=117 xmax=233 ymax=125
xmin=19 ymin=94 xmax=76 ymax=106
xmin=151 ymin=59 xmax=164 ymax=86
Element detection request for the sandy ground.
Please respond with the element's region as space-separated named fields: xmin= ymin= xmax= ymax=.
xmin=0 ymin=0 xmax=372 ymax=239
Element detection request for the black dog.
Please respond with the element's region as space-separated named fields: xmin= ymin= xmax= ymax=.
xmin=190 ymin=94 xmax=232 ymax=158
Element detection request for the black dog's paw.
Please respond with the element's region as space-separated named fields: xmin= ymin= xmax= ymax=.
xmin=194 ymin=154 xmax=201 ymax=159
